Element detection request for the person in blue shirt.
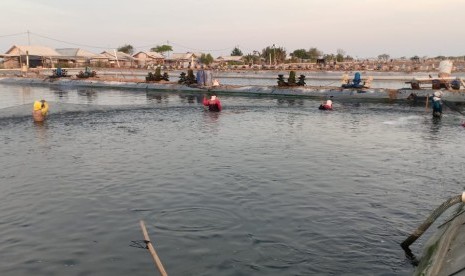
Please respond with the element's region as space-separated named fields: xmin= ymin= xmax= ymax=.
xmin=430 ymin=91 xmax=443 ymax=118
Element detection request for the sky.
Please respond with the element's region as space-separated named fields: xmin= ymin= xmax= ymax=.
xmin=0 ymin=0 xmax=464 ymax=59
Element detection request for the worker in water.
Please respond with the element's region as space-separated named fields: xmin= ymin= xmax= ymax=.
xmin=203 ymin=95 xmax=222 ymax=112
xmin=319 ymin=99 xmax=333 ymax=110
xmin=32 ymin=99 xmax=49 ymax=122
xmin=430 ymin=91 xmax=443 ymax=118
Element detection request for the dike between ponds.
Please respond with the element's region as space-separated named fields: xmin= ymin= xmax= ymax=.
xmin=0 ymin=76 xmax=458 ymax=103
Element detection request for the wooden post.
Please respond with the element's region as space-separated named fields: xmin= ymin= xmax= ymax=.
xmin=139 ymin=220 xmax=168 ymax=276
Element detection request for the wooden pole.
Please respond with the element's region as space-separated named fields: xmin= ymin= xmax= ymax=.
xmin=139 ymin=220 xmax=168 ymax=276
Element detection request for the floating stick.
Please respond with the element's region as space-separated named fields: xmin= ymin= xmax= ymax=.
xmin=139 ymin=220 xmax=168 ymax=276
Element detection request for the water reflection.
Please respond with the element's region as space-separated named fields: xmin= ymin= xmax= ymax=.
xmin=277 ymin=98 xmax=304 ymax=106
xmin=146 ymin=92 xmax=169 ymax=104
xmin=428 ymin=117 xmax=442 ymax=139
xmin=50 ymin=86 xmax=68 ymax=100
xmin=202 ymin=111 xmax=221 ymax=130
xmin=20 ymin=86 xmax=32 ymax=95
xmin=178 ymin=94 xmax=203 ymax=104
xmin=34 ymin=120 xmax=48 ymax=145
xmin=77 ymin=88 xmax=97 ymax=103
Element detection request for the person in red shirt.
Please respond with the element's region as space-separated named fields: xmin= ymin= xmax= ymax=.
xmin=318 ymin=99 xmax=333 ymax=110
xmin=203 ymin=95 xmax=222 ymax=112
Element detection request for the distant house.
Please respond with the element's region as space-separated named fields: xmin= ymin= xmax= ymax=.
xmin=215 ymin=56 xmax=244 ymax=64
xmin=100 ymin=51 xmax=138 ymax=68
xmin=132 ymin=51 xmax=165 ymax=68
xmin=1 ymin=45 xmax=61 ymax=68
xmin=215 ymin=56 xmax=244 ymax=65
xmin=55 ymin=48 xmax=102 ymax=67
xmin=165 ymin=52 xmax=199 ymax=68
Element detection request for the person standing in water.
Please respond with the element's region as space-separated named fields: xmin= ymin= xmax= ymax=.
xmin=430 ymin=91 xmax=443 ymax=118
xmin=203 ymin=95 xmax=222 ymax=112
xmin=32 ymin=100 xmax=49 ymax=122
xmin=319 ymin=99 xmax=333 ymax=110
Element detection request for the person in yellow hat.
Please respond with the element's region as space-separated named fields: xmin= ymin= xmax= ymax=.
xmin=32 ymin=100 xmax=49 ymax=122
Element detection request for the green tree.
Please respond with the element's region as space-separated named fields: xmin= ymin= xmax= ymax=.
xmin=307 ymin=47 xmax=323 ymax=62
xmin=323 ymin=54 xmax=335 ymax=61
xmin=200 ymin=53 xmax=214 ymax=65
xmin=336 ymin=49 xmax=345 ymax=62
xmin=231 ymin=47 xmax=243 ymax=56
xmin=243 ymin=51 xmax=262 ymax=65
xmin=378 ymin=54 xmax=390 ymax=61
xmin=117 ymin=44 xmax=134 ymax=55
xmin=410 ymin=55 xmax=420 ymax=62
xmin=261 ymin=45 xmax=287 ymax=65
xmin=151 ymin=45 xmax=173 ymax=56
xmin=291 ymin=49 xmax=309 ymax=60
xmin=243 ymin=54 xmax=252 ymax=64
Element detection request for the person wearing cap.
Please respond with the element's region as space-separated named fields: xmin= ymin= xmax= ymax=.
xmin=32 ymin=99 xmax=49 ymax=122
xmin=203 ymin=95 xmax=222 ymax=112
xmin=429 ymin=91 xmax=443 ymax=118
xmin=319 ymin=99 xmax=333 ymax=110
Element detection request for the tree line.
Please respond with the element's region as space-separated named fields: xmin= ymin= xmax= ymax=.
xmin=116 ymin=44 xmax=465 ymax=65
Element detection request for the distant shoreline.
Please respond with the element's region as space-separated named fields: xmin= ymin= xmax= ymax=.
xmin=1 ymin=67 xmax=465 ymax=82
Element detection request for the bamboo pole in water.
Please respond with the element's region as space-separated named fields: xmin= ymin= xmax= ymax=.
xmin=139 ymin=220 xmax=168 ymax=276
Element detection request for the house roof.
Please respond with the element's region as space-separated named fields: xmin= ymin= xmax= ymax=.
xmin=5 ymin=45 xmax=61 ymax=56
xmin=133 ymin=51 xmax=165 ymax=59
xmin=100 ymin=51 xmax=137 ymax=61
xmin=216 ymin=56 xmax=243 ymax=62
xmin=166 ymin=52 xmax=198 ymax=60
xmin=56 ymin=48 xmax=97 ymax=58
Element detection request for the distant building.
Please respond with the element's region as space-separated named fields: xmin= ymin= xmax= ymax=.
xmin=100 ymin=51 xmax=138 ymax=68
xmin=55 ymin=48 xmax=103 ymax=67
xmin=165 ymin=52 xmax=199 ymax=68
xmin=216 ymin=56 xmax=244 ymax=63
xmin=1 ymin=45 xmax=61 ymax=68
xmin=132 ymin=51 xmax=165 ymax=68
xmin=215 ymin=56 xmax=244 ymax=67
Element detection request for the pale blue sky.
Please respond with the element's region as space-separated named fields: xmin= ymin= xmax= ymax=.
xmin=0 ymin=0 xmax=464 ymax=58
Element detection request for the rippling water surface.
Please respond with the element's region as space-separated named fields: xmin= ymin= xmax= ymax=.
xmin=1 ymin=84 xmax=465 ymax=275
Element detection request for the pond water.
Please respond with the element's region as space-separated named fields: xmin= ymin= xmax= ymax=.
xmin=1 ymin=84 xmax=465 ymax=275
